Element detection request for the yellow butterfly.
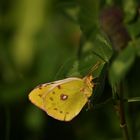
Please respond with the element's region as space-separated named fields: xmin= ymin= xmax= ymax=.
xmin=28 ymin=62 xmax=100 ymax=121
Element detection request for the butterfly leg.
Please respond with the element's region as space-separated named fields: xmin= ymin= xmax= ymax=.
xmin=86 ymin=98 xmax=93 ymax=111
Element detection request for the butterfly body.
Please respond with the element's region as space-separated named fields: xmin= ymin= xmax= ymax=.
xmin=29 ymin=75 xmax=94 ymax=121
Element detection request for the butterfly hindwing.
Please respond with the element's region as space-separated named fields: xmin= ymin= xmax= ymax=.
xmin=43 ymin=78 xmax=90 ymax=121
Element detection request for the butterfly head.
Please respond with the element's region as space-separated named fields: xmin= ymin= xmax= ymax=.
xmin=83 ymin=75 xmax=94 ymax=88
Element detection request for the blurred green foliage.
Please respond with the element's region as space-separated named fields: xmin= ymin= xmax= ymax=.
xmin=1 ymin=0 xmax=140 ymax=140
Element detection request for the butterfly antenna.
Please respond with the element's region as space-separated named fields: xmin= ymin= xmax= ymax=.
xmin=87 ymin=61 xmax=101 ymax=76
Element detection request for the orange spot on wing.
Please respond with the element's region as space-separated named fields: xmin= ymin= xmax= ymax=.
xmin=35 ymin=84 xmax=43 ymax=89
xmin=60 ymin=111 xmax=63 ymax=114
xmin=49 ymin=97 xmax=54 ymax=101
xmin=57 ymin=85 xmax=61 ymax=89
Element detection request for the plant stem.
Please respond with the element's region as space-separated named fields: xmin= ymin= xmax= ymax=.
xmin=118 ymin=100 xmax=130 ymax=140
xmin=115 ymin=83 xmax=130 ymax=140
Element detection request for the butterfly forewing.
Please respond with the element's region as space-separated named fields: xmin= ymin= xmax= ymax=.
xmin=29 ymin=83 xmax=58 ymax=111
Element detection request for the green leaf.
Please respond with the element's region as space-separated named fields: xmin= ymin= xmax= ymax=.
xmin=92 ymin=63 xmax=108 ymax=103
xmin=109 ymin=42 xmax=136 ymax=91
xmin=81 ymin=33 xmax=112 ymax=62
xmin=90 ymin=33 xmax=113 ymax=62
xmin=67 ymin=60 xmax=81 ymax=77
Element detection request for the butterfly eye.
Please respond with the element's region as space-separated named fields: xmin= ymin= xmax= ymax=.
xmin=90 ymin=81 xmax=94 ymax=86
xmin=92 ymin=77 xmax=98 ymax=83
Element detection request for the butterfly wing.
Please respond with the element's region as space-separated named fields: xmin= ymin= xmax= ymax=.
xmin=28 ymin=83 xmax=55 ymax=111
xmin=43 ymin=78 xmax=92 ymax=121
xmin=28 ymin=78 xmax=83 ymax=111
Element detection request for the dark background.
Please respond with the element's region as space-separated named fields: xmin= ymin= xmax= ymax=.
xmin=0 ymin=0 xmax=140 ymax=140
